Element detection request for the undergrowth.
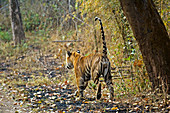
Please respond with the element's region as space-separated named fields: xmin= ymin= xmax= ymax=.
xmin=0 ymin=29 xmax=152 ymax=97
xmin=0 ymin=29 xmax=169 ymax=112
xmin=0 ymin=0 xmax=169 ymax=112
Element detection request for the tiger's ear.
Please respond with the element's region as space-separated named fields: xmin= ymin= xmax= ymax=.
xmin=67 ymin=51 xmax=72 ymax=57
xmin=77 ymin=50 xmax=80 ymax=54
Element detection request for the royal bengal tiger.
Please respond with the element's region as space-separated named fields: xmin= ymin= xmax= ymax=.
xmin=66 ymin=17 xmax=114 ymax=100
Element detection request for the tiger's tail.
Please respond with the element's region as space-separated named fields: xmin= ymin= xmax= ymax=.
xmin=95 ymin=17 xmax=107 ymax=57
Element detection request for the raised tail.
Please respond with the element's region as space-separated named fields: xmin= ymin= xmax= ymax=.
xmin=95 ymin=17 xmax=107 ymax=57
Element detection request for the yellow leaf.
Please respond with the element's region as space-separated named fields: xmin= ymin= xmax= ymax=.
xmin=111 ymin=107 xmax=118 ymax=110
xmin=103 ymin=93 xmax=108 ymax=96
xmin=62 ymin=63 xmax=64 ymax=67
xmin=56 ymin=67 xmax=60 ymax=70
xmin=39 ymin=72 xmax=43 ymax=76
xmin=38 ymin=101 xmax=42 ymax=103
xmin=54 ymin=54 xmax=58 ymax=59
xmin=84 ymin=101 xmax=89 ymax=103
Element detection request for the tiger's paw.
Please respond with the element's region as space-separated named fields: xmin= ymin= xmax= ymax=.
xmin=75 ymin=96 xmax=86 ymax=101
xmin=74 ymin=90 xmax=79 ymax=97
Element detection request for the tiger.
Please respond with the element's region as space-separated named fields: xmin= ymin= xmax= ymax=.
xmin=66 ymin=17 xmax=114 ymax=100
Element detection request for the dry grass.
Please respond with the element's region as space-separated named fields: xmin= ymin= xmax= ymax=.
xmin=0 ymin=29 xmax=169 ymax=112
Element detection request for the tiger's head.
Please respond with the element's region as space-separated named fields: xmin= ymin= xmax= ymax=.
xmin=66 ymin=50 xmax=81 ymax=69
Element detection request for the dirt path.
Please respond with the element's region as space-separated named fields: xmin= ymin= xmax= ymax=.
xmin=0 ymin=47 xmax=169 ymax=112
xmin=0 ymin=90 xmax=27 ymax=113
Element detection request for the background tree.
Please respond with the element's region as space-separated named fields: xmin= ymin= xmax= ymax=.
xmin=9 ymin=0 xmax=25 ymax=45
xmin=119 ymin=0 xmax=170 ymax=94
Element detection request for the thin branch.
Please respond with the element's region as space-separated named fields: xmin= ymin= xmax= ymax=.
xmin=52 ymin=40 xmax=81 ymax=42
xmin=57 ymin=1 xmax=91 ymax=27
xmin=0 ymin=4 xmax=9 ymax=11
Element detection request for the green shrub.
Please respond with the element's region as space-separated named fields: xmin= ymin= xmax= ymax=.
xmin=0 ymin=29 xmax=12 ymax=42
xmin=23 ymin=12 xmax=41 ymax=31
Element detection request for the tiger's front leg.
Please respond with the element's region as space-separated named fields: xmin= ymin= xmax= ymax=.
xmin=75 ymin=76 xmax=88 ymax=99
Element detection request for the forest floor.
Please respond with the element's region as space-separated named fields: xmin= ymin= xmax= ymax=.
xmin=0 ymin=36 xmax=169 ymax=113
xmin=0 ymin=90 xmax=27 ymax=113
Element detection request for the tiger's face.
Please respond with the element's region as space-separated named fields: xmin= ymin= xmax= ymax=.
xmin=66 ymin=50 xmax=80 ymax=69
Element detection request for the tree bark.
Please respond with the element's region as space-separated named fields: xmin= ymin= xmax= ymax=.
xmin=9 ymin=0 xmax=25 ymax=45
xmin=119 ymin=0 xmax=170 ymax=94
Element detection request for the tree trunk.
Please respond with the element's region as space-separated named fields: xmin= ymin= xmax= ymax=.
xmin=9 ymin=0 xmax=25 ymax=45
xmin=119 ymin=0 xmax=170 ymax=94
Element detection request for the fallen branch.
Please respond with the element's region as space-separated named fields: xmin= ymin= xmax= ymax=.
xmin=52 ymin=40 xmax=81 ymax=42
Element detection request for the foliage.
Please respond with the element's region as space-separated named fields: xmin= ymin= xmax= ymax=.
xmin=23 ymin=12 xmax=40 ymax=31
xmin=0 ymin=29 xmax=12 ymax=42
xmin=0 ymin=0 xmax=169 ymax=112
xmin=153 ymin=0 xmax=169 ymax=32
xmin=0 ymin=35 xmax=169 ymax=112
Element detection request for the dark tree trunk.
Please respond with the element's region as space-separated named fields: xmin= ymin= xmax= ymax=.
xmin=119 ymin=0 xmax=170 ymax=94
xmin=9 ymin=0 xmax=25 ymax=45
